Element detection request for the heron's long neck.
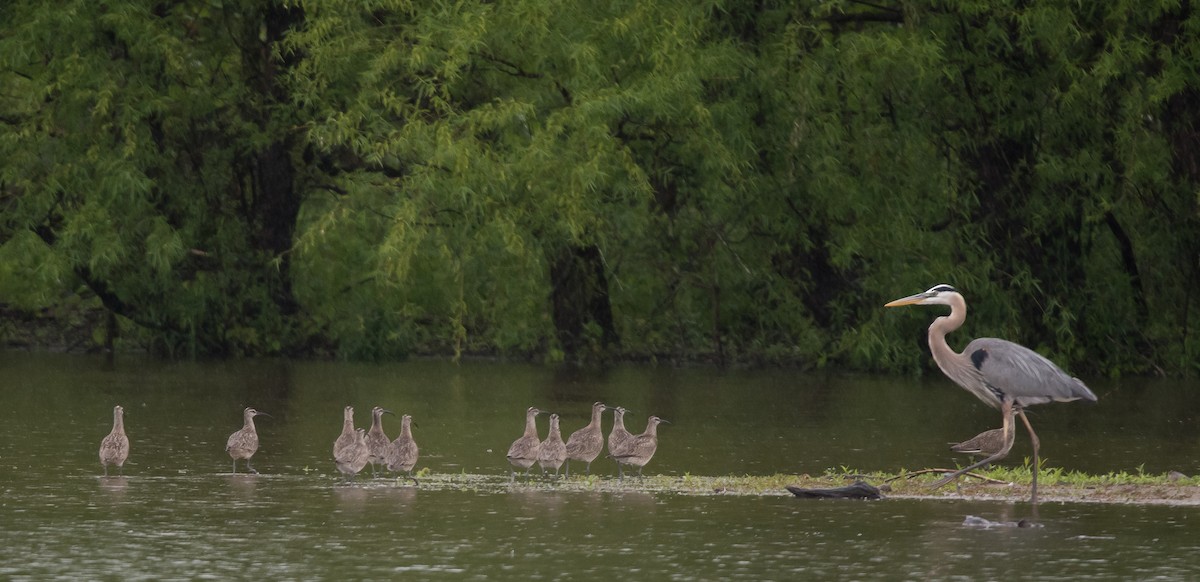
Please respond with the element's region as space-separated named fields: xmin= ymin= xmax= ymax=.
xmin=371 ymin=413 xmax=383 ymax=430
xmin=112 ymin=411 xmax=125 ymax=434
xmin=613 ymin=413 xmax=626 ymax=431
xmin=548 ymin=419 xmax=561 ymax=439
xmin=401 ymin=419 xmax=412 ymax=438
xmin=524 ymin=414 xmax=539 ymax=438
xmin=588 ymin=408 xmax=604 ymax=429
xmin=643 ymin=421 xmax=658 ymax=438
xmin=244 ymin=415 xmax=257 ymax=431
xmin=927 ymin=294 xmax=977 ymax=388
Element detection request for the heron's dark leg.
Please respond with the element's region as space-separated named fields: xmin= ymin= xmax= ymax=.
xmin=932 ymin=398 xmax=1016 ymax=489
xmin=564 ymin=460 xmax=570 ymax=478
xmin=232 ymin=460 xmax=238 ymax=474
xmin=1017 ymin=407 xmax=1041 ymax=504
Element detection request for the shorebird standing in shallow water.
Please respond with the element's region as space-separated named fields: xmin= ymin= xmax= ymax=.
xmin=386 ymin=414 xmax=420 ymax=485
xmin=226 ymin=407 xmax=269 ymax=474
xmin=951 ymin=401 xmax=1016 ymax=461
xmin=538 ymin=413 xmax=567 ymax=479
xmin=507 ymin=407 xmax=544 ymax=482
xmin=335 ymin=428 xmax=371 ymax=481
xmin=564 ymin=402 xmax=607 ymax=477
xmin=365 ymin=406 xmax=393 ymax=477
xmin=607 ymin=406 xmax=633 ymax=473
xmin=612 ymin=415 xmax=669 ymax=480
xmin=333 ymin=405 xmax=357 ymax=461
xmin=99 ymin=405 xmax=129 ymax=477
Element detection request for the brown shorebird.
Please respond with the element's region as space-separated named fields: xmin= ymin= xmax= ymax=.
xmin=607 ymin=406 xmax=633 ymax=471
xmin=335 ymin=428 xmax=371 ymax=481
xmin=226 ymin=407 xmax=270 ymax=474
xmin=385 ymin=414 xmax=420 ymax=485
xmin=538 ymin=413 xmax=567 ymax=479
xmin=951 ymin=402 xmax=1016 ymax=461
xmin=333 ymin=405 xmax=357 ymax=461
xmin=612 ymin=415 xmax=669 ymax=480
xmin=506 ymin=407 xmax=544 ymax=482
xmin=365 ymin=406 xmax=393 ymax=477
xmin=99 ymin=405 xmax=129 ymax=477
xmin=564 ymin=402 xmax=607 ymax=477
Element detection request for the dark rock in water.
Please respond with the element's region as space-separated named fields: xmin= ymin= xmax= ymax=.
xmin=786 ymin=480 xmax=882 ymax=500
xmin=962 ymin=515 xmax=1043 ymax=528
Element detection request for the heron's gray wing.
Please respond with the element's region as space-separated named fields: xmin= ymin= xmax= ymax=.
xmin=963 ymin=338 xmax=1097 ymax=406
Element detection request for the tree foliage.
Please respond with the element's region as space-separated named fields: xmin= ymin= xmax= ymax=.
xmin=2 ymin=0 xmax=1199 ymax=375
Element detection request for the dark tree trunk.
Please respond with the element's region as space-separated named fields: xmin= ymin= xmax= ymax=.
xmin=245 ymin=3 xmax=304 ymax=319
xmin=549 ymin=244 xmax=620 ymax=357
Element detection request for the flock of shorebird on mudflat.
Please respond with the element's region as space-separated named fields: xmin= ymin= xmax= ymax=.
xmin=97 ymin=401 xmax=668 ymax=484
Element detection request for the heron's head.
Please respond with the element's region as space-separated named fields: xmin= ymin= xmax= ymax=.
xmin=885 ymin=284 xmax=959 ymax=308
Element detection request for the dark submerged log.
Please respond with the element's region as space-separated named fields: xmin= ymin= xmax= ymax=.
xmin=786 ymin=480 xmax=882 ymax=500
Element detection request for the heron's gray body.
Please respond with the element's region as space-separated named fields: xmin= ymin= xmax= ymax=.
xmin=949 ymin=336 xmax=1097 ymax=410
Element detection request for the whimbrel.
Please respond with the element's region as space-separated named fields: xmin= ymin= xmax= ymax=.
xmin=226 ymin=407 xmax=269 ymax=474
xmin=506 ymin=406 xmax=544 ymax=482
xmin=564 ymin=402 xmax=607 ymax=477
xmin=607 ymin=406 xmax=633 ymax=469
xmin=612 ymin=415 xmax=668 ymax=480
xmin=951 ymin=402 xmax=1016 ymax=461
xmin=365 ymin=406 xmax=393 ymax=477
xmin=333 ymin=405 xmax=357 ymax=461
xmin=335 ymin=428 xmax=371 ymax=481
xmin=99 ymin=405 xmax=129 ymax=477
xmin=538 ymin=413 xmax=567 ymax=478
xmin=385 ymin=414 xmax=420 ymax=485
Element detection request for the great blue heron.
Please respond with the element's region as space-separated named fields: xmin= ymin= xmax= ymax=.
xmin=886 ymin=284 xmax=1097 ymax=503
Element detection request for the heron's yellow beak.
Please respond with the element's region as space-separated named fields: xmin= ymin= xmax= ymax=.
xmin=884 ymin=293 xmax=928 ymax=307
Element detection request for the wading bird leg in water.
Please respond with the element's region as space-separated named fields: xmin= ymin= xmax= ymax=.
xmin=1017 ymin=407 xmax=1041 ymax=504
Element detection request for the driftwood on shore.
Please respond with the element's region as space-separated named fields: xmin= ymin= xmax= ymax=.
xmin=786 ymin=480 xmax=882 ymax=500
